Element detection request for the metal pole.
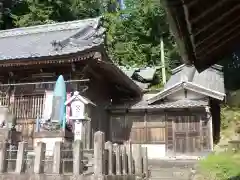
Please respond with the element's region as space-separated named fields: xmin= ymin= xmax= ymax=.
xmin=161 ymin=37 xmax=166 ymax=84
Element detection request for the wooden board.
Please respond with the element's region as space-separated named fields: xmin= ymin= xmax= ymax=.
xmin=173 ymin=115 xmax=202 ymax=154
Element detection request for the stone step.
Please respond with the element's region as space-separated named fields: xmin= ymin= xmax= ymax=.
xmin=149 ymin=166 xmax=194 ymax=180
xmin=149 ymin=178 xmax=189 ymax=180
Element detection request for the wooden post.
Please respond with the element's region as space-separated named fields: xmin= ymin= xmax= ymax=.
xmin=114 ymin=143 xmax=121 ymax=175
xmin=82 ymin=122 xmax=86 ymax=149
xmin=121 ymin=145 xmax=127 ymax=175
xmin=93 ymin=131 xmax=105 ymax=177
xmin=125 ymin=141 xmax=133 ymax=174
xmin=15 ymin=141 xmax=27 ymax=173
xmin=135 ymin=144 xmax=143 ymax=176
xmin=53 ymin=141 xmax=62 ymax=174
xmin=209 ymin=115 xmax=214 ymax=151
xmin=73 ymin=140 xmax=83 ymax=175
xmin=142 ymin=147 xmax=148 ymax=178
xmin=34 ymin=142 xmax=46 ymax=174
xmin=105 ymin=141 xmax=113 ymax=175
xmin=0 ymin=141 xmax=8 ymax=173
xmin=86 ymin=121 xmax=91 ymax=149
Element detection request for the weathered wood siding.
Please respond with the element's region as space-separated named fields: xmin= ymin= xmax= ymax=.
xmin=110 ymin=111 xmax=166 ymax=144
xmin=110 ymin=109 xmax=212 ymax=155
xmin=0 ymin=77 xmax=113 ymax=148
xmin=84 ymin=77 xmax=112 ymax=148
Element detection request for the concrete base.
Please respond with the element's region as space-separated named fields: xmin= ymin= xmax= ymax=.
xmin=33 ymin=130 xmax=74 ymax=156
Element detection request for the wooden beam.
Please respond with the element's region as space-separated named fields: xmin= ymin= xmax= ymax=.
xmin=161 ymin=0 xmax=194 ymax=64
xmin=184 ymin=0 xmax=199 ymax=8
xmin=190 ymin=0 xmax=228 ymax=24
xmin=195 ymin=15 xmax=240 ymax=48
xmin=182 ymin=0 xmax=196 ymax=54
xmin=197 ymin=22 xmax=240 ymax=55
xmin=194 ymin=4 xmax=240 ymax=37
xmin=0 ymin=79 xmax=90 ymax=87
xmin=85 ymin=65 xmax=104 ymax=81
xmin=196 ymin=29 xmax=240 ymax=60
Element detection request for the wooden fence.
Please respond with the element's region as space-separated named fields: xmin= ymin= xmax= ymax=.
xmin=0 ymin=131 xmax=148 ymax=180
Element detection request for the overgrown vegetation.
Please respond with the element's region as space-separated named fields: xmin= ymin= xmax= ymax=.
xmin=196 ymin=107 xmax=240 ymax=180
xmin=0 ymin=0 xmax=181 ymax=74
xmin=103 ymin=0 xmax=180 ymax=68
xmin=198 ymin=152 xmax=240 ymax=180
xmin=221 ymin=106 xmax=240 ymax=135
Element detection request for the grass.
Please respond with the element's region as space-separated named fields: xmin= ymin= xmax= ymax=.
xmin=195 ymin=106 xmax=240 ymax=179
xmin=198 ymin=152 xmax=240 ymax=180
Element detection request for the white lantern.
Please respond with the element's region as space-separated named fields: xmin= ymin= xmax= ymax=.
xmin=65 ymin=91 xmax=95 ymax=121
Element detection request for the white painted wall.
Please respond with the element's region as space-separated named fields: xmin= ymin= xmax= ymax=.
xmin=167 ymin=89 xmax=205 ymax=100
xmin=167 ymin=89 xmax=185 ymax=100
xmin=187 ymin=90 xmax=205 ymax=99
xmin=132 ymin=144 xmax=166 ymax=159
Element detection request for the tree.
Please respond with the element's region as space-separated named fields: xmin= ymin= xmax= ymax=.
xmin=10 ymin=0 xmax=100 ymax=27
xmin=0 ymin=0 xmax=181 ymax=74
xmin=103 ymin=0 xmax=181 ymax=69
xmin=0 ymin=0 xmax=22 ymax=29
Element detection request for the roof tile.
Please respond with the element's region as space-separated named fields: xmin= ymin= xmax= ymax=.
xmin=0 ymin=17 xmax=103 ymax=60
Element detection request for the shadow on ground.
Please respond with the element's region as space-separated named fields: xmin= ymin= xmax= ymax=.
xmin=229 ymin=175 xmax=240 ymax=180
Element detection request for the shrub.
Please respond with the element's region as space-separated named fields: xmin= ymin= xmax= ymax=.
xmin=199 ymin=152 xmax=240 ymax=180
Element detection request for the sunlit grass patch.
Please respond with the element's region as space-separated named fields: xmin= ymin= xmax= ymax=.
xmin=198 ymin=152 xmax=240 ymax=180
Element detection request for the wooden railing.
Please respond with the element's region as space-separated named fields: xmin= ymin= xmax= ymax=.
xmin=0 ymin=95 xmax=44 ymax=120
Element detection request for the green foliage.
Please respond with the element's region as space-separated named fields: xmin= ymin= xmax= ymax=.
xmin=199 ymin=152 xmax=240 ymax=180
xmin=0 ymin=0 xmax=181 ymax=83
xmin=221 ymin=106 xmax=240 ymax=131
xmin=102 ymin=0 xmax=181 ymax=69
xmin=1 ymin=0 xmax=100 ymax=28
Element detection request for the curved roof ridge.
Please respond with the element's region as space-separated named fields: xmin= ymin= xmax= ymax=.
xmin=0 ymin=17 xmax=101 ymax=38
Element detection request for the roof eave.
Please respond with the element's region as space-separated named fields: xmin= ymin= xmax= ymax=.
xmin=185 ymin=82 xmax=225 ymax=101
xmin=147 ymin=81 xmax=225 ymax=104
xmin=162 ymin=0 xmax=195 ymax=66
xmin=147 ymin=82 xmax=183 ymax=104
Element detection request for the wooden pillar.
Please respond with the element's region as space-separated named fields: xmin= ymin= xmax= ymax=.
xmin=86 ymin=120 xmax=91 ymax=149
xmin=0 ymin=141 xmax=8 ymax=173
xmin=73 ymin=140 xmax=84 ymax=175
xmin=209 ymin=115 xmax=214 ymax=151
xmin=15 ymin=142 xmax=27 ymax=173
xmin=34 ymin=142 xmax=46 ymax=174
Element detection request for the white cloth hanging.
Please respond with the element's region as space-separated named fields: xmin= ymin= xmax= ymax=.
xmin=42 ymin=90 xmax=53 ymax=121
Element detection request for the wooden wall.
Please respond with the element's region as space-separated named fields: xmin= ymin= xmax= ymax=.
xmin=110 ymin=111 xmax=166 ymax=144
xmin=110 ymin=109 xmax=212 ymax=155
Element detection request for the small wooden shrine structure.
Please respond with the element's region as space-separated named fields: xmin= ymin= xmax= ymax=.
xmin=109 ymin=64 xmax=225 ymax=158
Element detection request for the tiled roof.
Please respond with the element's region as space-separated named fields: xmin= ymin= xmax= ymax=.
xmin=109 ymin=64 xmax=224 ymax=110
xmin=109 ymin=93 xmax=208 ymax=110
xmin=166 ymin=64 xmax=225 ymax=95
xmin=0 ymin=17 xmax=103 ymax=61
xmin=119 ymin=66 xmax=159 ymax=90
xmin=148 ymin=64 xmax=225 ymax=103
